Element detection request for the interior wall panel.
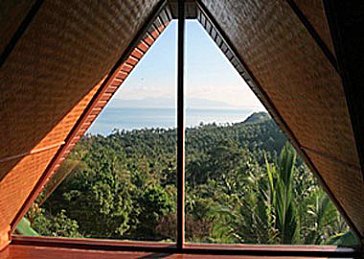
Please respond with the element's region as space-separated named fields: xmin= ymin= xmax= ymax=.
xmin=0 ymin=148 xmax=60 ymax=233
xmin=8 ymin=5 xmax=173 ymax=232
xmin=0 ymin=81 xmax=101 ymax=233
xmin=0 ymin=0 xmax=160 ymax=235
xmin=201 ymin=0 xmax=357 ymax=165
xmin=200 ymin=0 xmax=362 ymax=237
xmin=0 ymin=0 xmax=159 ymax=178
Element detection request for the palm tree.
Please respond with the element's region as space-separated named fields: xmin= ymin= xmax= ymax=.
xmin=226 ymin=144 xmax=300 ymax=244
xmin=266 ymin=144 xmax=299 ymax=244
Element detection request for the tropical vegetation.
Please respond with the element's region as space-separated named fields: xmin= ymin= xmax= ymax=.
xmin=20 ymin=112 xmax=358 ymax=246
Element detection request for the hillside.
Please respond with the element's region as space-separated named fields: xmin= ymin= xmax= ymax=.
xmin=25 ymin=113 xmax=353 ymax=246
xmin=243 ymin=111 xmax=270 ymax=124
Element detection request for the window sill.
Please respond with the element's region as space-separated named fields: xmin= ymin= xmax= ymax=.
xmin=10 ymin=235 xmax=359 ymax=257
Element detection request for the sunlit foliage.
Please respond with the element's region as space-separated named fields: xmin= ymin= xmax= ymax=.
xmin=24 ymin=113 xmax=357 ymax=246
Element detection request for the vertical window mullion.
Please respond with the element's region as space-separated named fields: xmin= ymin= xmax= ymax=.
xmin=176 ymin=0 xmax=185 ymax=250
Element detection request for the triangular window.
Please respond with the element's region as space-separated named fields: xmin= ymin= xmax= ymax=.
xmin=17 ymin=5 xmax=358 ymax=248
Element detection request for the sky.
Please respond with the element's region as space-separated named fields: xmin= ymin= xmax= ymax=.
xmin=110 ymin=20 xmax=265 ymax=111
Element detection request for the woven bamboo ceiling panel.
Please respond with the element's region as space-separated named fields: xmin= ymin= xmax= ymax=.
xmin=199 ymin=0 xmax=363 ymax=238
xmin=0 ymin=0 xmax=160 ymax=236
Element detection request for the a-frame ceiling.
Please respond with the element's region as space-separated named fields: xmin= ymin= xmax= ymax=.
xmin=0 ymin=0 xmax=363 ymax=249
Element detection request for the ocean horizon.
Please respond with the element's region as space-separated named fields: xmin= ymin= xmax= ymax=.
xmin=87 ymin=107 xmax=260 ymax=136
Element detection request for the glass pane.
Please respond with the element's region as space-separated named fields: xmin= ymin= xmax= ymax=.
xmin=18 ymin=21 xmax=178 ymax=242
xmin=184 ymin=20 xmax=356 ymax=246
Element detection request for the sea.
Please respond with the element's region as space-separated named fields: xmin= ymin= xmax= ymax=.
xmin=87 ymin=108 xmax=257 ymax=136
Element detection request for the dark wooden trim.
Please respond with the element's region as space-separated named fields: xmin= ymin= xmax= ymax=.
xmin=176 ymin=0 xmax=186 ymax=250
xmin=0 ymin=0 xmax=44 ymax=67
xmin=322 ymin=1 xmax=364 ymax=186
xmin=285 ymin=0 xmax=338 ymax=73
xmin=195 ymin=0 xmax=362 ymax=241
xmin=11 ymin=235 xmax=359 ymax=257
xmin=10 ymin=0 xmax=169 ymax=232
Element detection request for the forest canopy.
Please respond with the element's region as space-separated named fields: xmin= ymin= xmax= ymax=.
xmin=22 ymin=112 xmax=358 ymax=246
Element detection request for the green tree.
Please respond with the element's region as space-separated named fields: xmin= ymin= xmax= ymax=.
xmin=129 ymin=185 xmax=174 ymax=240
xmin=31 ymin=209 xmax=81 ymax=237
xmin=45 ymin=145 xmax=133 ymax=238
xmin=25 ymin=113 xmax=356 ymax=246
